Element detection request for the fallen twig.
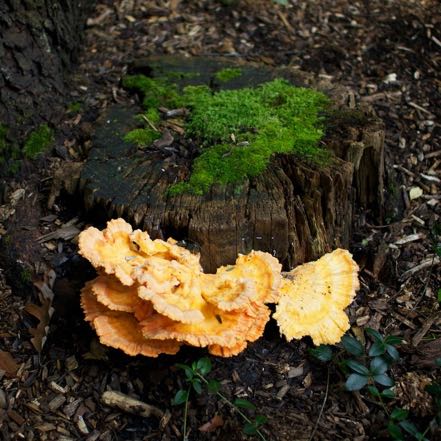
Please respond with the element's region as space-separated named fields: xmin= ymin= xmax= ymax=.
xmin=101 ymin=390 xmax=163 ymax=418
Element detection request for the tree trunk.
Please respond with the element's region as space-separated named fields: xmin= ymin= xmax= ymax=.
xmin=79 ymin=57 xmax=385 ymax=272
xmin=0 ymin=0 xmax=94 ymax=141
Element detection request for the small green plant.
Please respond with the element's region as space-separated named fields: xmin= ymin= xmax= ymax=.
xmin=341 ymin=329 xmax=400 ymax=392
xmin=23 ymin=124 xmax=54 ymax=159
xmin=173 ymin=357 xmax=268 ymax=440
xmin=309 ymin=329 xmax=436 ymax=440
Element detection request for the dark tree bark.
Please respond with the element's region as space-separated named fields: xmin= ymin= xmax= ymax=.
xmin=0 ymin=0 xmax=94 ymax=140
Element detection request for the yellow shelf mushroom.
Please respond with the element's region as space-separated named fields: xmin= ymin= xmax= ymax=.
xmin=78 ymin=219 xmax=359 ymax=357
xmin=273 ymin=249 xmax=359 ymax=345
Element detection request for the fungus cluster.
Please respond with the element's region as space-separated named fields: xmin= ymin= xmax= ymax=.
xmin=79 ymin=219 xmax=359 ymax=357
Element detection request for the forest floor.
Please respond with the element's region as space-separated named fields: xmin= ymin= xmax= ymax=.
xmin=0 ymin=0 xmax=440 ymax=440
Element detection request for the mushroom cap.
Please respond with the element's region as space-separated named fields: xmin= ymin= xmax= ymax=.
xmin=94 ymin=314 xmax=180 ymax=357
xmin=90 ymin=274 xmax=140 ymax=312
xmin=131 ymin=230 xmax=202 ymax=272
xmin=78 ymin=219 xmax=143 ymax=285
xmin=273 ymin=248 xmax=359 ymax=345
xmin=208 ymin=341 xmax=248 ymax=357
xmin=78 ymin=219 xmax=202 ymax=287
xmin=81 ymin=281 xmax=107 ymax=324
xmin=140 ymin=302 xmax=270 ymax=349
xmin=80 ymin=287 xmax=180 ymax=357
xmin=137 ymin=257 xmax=206 ymax=324
xmin=202 ymin=251 xmax=282 ymax=311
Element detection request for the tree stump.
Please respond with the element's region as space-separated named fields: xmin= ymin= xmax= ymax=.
xmin=80 ymin=57 xmax=384 ymax=272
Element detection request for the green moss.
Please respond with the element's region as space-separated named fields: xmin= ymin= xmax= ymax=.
xmin=124 ymin=128 xmax=160 ymax=147
xmin=146 ymin=108 xmax=161 ymax=124
xmin=171 ymin=79 xmax=329 ymax=194
xmin=23 ymin=124 xmax=54 ymax=159
xmin=214 ymin=67 xmax=242 ymax=83
xmin=124 ymin=74 xmax=330 ymax=195
xmin=20 ymin=268 xmax=32 ymax=284
xmin=123 ymin=75 xmax=181 ymax=109
xmin=67 ymin=102 xmax=82 ymax=113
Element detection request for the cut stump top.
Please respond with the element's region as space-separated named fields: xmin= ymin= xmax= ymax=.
xmin=80 ymin=56 xmax=384 ymax=272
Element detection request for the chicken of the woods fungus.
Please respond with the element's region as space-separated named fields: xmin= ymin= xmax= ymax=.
xmin=78 ymin=219 xmax=359 ymax=357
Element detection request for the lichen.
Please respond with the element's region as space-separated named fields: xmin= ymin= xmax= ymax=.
xmin=123 ymin=74 xmax=330 ymax=195
xmin=214 ymin=67 xmax=242 ymax=83
xmin=23 ymin=124 xmax=54 ymax=159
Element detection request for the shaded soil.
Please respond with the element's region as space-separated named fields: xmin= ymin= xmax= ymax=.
xmin=0 ymin=1 xmax=440 ymax=440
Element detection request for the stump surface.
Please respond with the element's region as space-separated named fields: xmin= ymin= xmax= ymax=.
xmin=80 ymin=57 xmax=384 ymax=272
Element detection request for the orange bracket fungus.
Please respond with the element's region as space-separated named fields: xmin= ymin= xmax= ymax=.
xmin=79 ymin=219 xmax=359 ymax=357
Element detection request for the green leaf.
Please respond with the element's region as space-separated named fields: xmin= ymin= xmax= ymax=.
xmin=196 ymin=357 xmax=212 ymax=375
xmin=381 ymin=387 xmax=396 ymax=399
xmin=391 ymin=408 xmax=409 ymax=421
xmin=373 ymin=373 xmax=394 ymax=387
xmin=369 ymin=341 xmax=386 ymax=357
xmin=426 ymin=383 xmax=441 ymax=397
xmin=386 ymin=344 xmax=400 ymax=361
xmin=387 ymin=422 xmax=404 ymax=440
xmin=341 ymin=335 xmax=364 ymax=356
xmin=254 ymin=415 xmax=268 ymax=426
xmin=346 ymin=360 xmax=370 ymax=375
xmin=438 ymin=288 xmax=441 ymax=303
xmin=207 ymin=379 xmax=221 ymax=394
xmin=192 ymin=379 xmax=202 ymax=394
xmin=234 ymin=398 xmax=256 ymax=410
xmin=366 ymin=328 xmax=384 ymax=343
xmin=399 ymin=420 xmax=424 ymax=438
xmin=345 ymin=373 xmax=369 ymax=391
xmin=370 ymin=357 xmax=389 ymax=375
xmin=367 ymin=385 xmax=380 ymax=397
xmin=172 ymin=389 xmax=189 ymax=406
xmin=309 ymin=345 xmax=333 ymax=362
xmin=243 ymin=422 xmax=258 ymax=435
xmin=384 ymin=335 xmax=403 ymax=345
xmin=176 ymin=363 xmax=195 ymax=380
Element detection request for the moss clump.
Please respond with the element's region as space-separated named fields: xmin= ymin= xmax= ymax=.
xmin=124 ymin=74 xmax=330 ymax=195
xmin=214 ymin=67 xmax=242 ymax=83
xmin=172 ymin=79 xmax=329 ymax=194
xmin=67 ymin=102 xmax=82 ymax=113
xmin=23 ymin=124 xmax=54 ymax=159
xmin=124 ymin=128 xmax=160 ymax=147
xmin=123 ymin=75 xmax=181 ymax=109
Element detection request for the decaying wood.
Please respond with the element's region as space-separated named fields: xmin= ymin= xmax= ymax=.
xmin=79 ymin=56 xmax=385 ymax=272
xmin=101 ymin=391 xmax=163 ymax=419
